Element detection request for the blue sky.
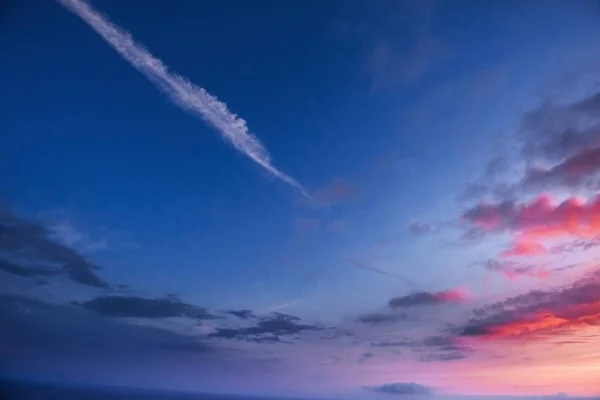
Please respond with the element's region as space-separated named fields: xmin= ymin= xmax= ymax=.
xmin=2 ymin=0 xmax=600 ymax=397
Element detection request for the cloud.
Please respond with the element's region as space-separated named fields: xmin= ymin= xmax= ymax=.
xmin=0 ymin=210 xmax=108 ymax=288
xmin=408 ymin=220 xmax=436 ymax=236
xmin=388 ymin=288 xmax=469 ymax=309
xmin=501 ymin=241 xmax=547 ymax=258
xmin=0 ymin=260 xmax=62 ymax=279
xmin=0 ymin=294 xmax=216 ymax=361
xmin=366 ymin=382 xmax=433 ymax=396
xmin=76 ymin=295 xmax=218 ymax=320
xmin=358 ymin=352 xmax=373 ymax=363
xmin=208 ymin=312 xmax=322 ymax=342
xmin=485 ymin=260 xmax=550 ymax=281
xmin=522 ymin=146 xmax=600 ymax=191
xmin=356 ymin=312 xmax=410 ymax=325
xmin=521 ymin=91 xmax=600 ymax=163
xmin=457 ymin=268 xmax=600 ymax=340
xmin=227 ymin=309 xmax=256 ymax=320
xmin=56 ymin=0 xmax=310 ymax=198
xmin=463 ymin=194 xmax=600 ymax=248
xmin=350 ymin=259 xmax=415 ymax=287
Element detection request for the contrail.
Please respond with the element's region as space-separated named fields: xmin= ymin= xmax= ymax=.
xmin=56 ymin=0 xmax=311 ymax=199
xmin=349 ymin=258 xmax=416 ymax=288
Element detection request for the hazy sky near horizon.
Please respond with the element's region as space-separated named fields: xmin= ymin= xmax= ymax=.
xmin=2 ymin=0 xmax=600 ymax=397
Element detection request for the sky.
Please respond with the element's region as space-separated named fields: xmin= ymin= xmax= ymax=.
xmin=1 ymin=0 xmax=600 ymax=398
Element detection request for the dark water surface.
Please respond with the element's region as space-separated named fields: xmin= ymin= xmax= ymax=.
xmin=0 ymin=380 xmax=273 ymax=400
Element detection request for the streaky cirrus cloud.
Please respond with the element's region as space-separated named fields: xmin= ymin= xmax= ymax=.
xmin=55 ymin=0 xmax=311 ymax=199
xmin=388 ymin=287 xmax=469 ymax=309
xmin=349 ymin=259 xmax=416 ymax=288
xmin=457 ymin=267 xmax=600 ymax=341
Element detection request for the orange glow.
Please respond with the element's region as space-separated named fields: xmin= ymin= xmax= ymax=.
xmin=480 ymin=301 xmax=600 ymax=340
xmin=502 ymin=240 xmax=547 ymax=258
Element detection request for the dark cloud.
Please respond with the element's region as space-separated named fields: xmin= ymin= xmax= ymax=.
xmin=359 ymin=352 xmax=373 ymax=363
xmin=0 ymin=260 xmax=62 ymax=278
xmin=227 ymin=309 xmax=256 ymax=319
xmin=208 ymin=312 xmax=321 ymax=342
xmin=371 ymin=339 xmax=414 ymax=348
xmin=371 ymin=335 xmax=471 ymax=362
xmin=456 ymin=268 xmax=600 ymax=340
xmin=366 ymin=382 xmax=433 ymax=396
xmin=419 ymin=351 xmax=465 ymax=362
xmin=521 ymin=91 xmax=600 ymax=163
xmin=357 ymin=312 xmax=410 ymax=325
xmin=76 ymin=295 xmax=218 ymax=320
xmin=522 ymin=146 xmax=600 ymax=191
xmin=388 ymin=288 xmax=467 ymax=309
xmin=551 ymin=237 xmax=600 ymax=254
xmin=0 ymin=294 xmax=216 ymax=362
xmin=408 ymin=220 xmax=436 ymax=236
xmin=0 ymin=210 xmax=108 ymax=288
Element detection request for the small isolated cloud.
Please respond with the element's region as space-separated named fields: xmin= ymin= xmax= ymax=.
xmin=408 ymin=220 xmax=435 ymax=236
xmin=388 ymin=288 xmax=468 ymax=309
xmin=366 ymin=382 xmax=433 ymax=396
xmin=76 ymin=295 xmax=218 ymax=320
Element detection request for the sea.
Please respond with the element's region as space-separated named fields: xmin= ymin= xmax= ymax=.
xmin=0 ymin=379 xmax=281 ymax=400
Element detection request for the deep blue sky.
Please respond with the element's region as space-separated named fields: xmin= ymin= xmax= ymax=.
xmin=2 ymin=0 xmax=600 ymax=397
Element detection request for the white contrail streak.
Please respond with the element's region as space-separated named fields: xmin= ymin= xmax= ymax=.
xmin=56 ymin=0 xmax=311 ymax=198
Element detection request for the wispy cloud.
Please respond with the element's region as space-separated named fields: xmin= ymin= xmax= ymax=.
xmin=349 ymin=258 xmax=416 ymax=288
xmin=56 ymin=0 xmax=310 ymax=198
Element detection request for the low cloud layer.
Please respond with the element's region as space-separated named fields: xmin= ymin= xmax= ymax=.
xmin=366 ymin=382 xmax=433 ymax=396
